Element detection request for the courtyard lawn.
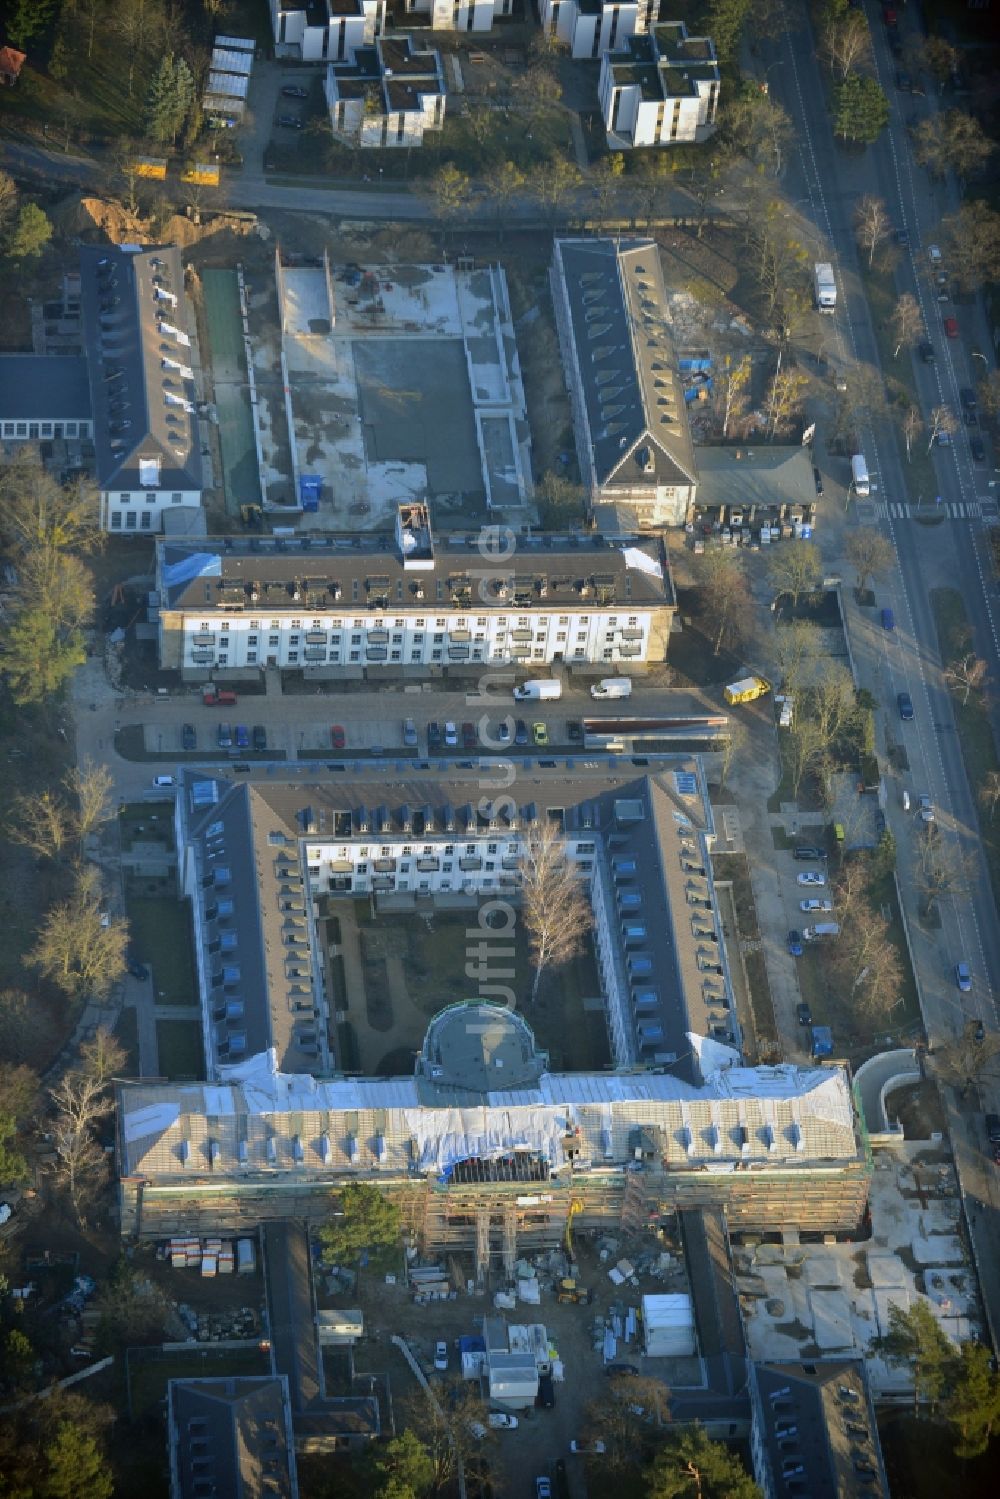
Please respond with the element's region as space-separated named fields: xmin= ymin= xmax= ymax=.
xmin=128 ymin=1346 xmax=269 ymax=1422
xmin=155 ymin=1018 xmax=204 ymax=1081
xmin=124 ymin=887 xmax=198 ymax=1006
xmin=352 ymin=906 xmax=608 ymax=1074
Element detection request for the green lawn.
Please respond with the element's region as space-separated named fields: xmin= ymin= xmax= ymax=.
xmin=156 ymin=1017 xmax=204 ymax=1080
xmin=931 ymin=588 xmax=1000 ymax=912
xmin=119 ymin=801 xmax=175 ymax=851
xmin=125 ymin=889 xmax=197 ymax=1005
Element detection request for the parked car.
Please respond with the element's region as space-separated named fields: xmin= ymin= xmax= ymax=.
xmin=567 ymin=720 xmax=583 ymax=743
xmin=276 ymin=114 xmax=304 ymax=129
xmin=434 ymin=1341 xmax=448 ymax=1371
xmin=495 ymin=719 xmax=511 ymax=745
xmin=402 ymin=717 xmax=417 ymax=748
xmin=181 ymin=723 xmax=196 ymax=750
xmin=788 ymin=930 xmax=803 ymax=957
xmin=793 ymin=846 xmax=827 ymax=861
xmin=604 ymin=1363 xmax=639 ymax=1377
xmin=944 ymin=316 xmax=959 ymax=339
xmin=462 ymin=721 xmax=477 ymax=749
xmin=233 ymin=724 xmax=248 ymax=749
xmin=427 ymin=722 xmax=441 ymax=749
xmin=128 ymin=960 xmax=150 ymax=980
xmin=881 ymin=607 xmax=895 ymax=631
xmin=514 ymin=718 xmax=529 ymax=746
xmin=443 ymin=721 xmax=458 ymax=747
xmin=252 ymin=725 xmax=267 ymax=751
xmin=797 ymin=1002 xmax=813 ymax=1027
xmin=919 ymin=342 xmax=936 ymax=364
xmin=800 ymin=898 xmax=833 ymax=913
xmin=955 ymin=961 xmax=972 ymax=993
xmin=897 ymin=691 xmax=914 ymax=720
xmin=532 ymin=722 xmax=549 ymax=747
xmin=152 ymin=774 xmax=175 ymax=788
xmin=918 ymin=794 xmax=935 ymax=823
xmin=535 ymin=1481 xmax=552 ymax=1499
xmin=489 ymin=1413 xmax=518 ymax=1430
xmin=960 ymin=386 xmax=978 ymax=413
xmin=330 ymin=724 xmax=346 ymax=749
xmin=570 ymin=1441 xmax=606 ymax=1454
xmin=813 ymin=466 xmax=824 ymax=495
xmin=281 ymin=85 xmax=308 ymax=98
xmin=874 ymin=808 xmax=887 ymax=838
xmin=537 ymin=1373 xmax=556 ymax=1407
xmin=218 ymin=722 xmax=233 ymax=749
xmin=797 ymin=871 xmax=827 ymax=887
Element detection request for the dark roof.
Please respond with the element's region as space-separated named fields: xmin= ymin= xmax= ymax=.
xmin=177 ymin=758 xmax=727 ymax=1087
xmin=168 ymin=1375 xmax=298 ymax=1499
xmin=693 ymin=445 xmax=815 ymax=512
xmin=680 ymin=1209 xmax=746 ymax=1394
xmin=752 ymin=1361 xmax=889 ymax=1498
xmin=0 ymin=354 xmax=91 ymax=421
xmin=156 ymin=530 xmax=674 ymax=614
xmin=553 ymin=239 xmax=698 ymax=494
xmin=79 ymin=244 xmax=202 ymax=494
xmin=329 ymin=35 xmax=443 ymax=113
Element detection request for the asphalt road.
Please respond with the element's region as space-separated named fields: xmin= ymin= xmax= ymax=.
xmin=764 ymin=3 xmax=1000 ymax=1340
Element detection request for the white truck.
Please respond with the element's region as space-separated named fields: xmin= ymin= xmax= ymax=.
xmin=850 ymin=454 xmax=870 ymax=496
xmin=814 ymin=262 xmax=837 ymax=313
xmin=590 ymin=677 xmax=632 ymax=700
xmin=513 ymin=679 xmax=562 ymax=702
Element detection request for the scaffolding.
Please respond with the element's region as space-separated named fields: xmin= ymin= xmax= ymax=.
xmin=502 ymin=1204 xmax=517 ymax=1279
xmin=475 ymin=1208 xmax=489 ymax=1284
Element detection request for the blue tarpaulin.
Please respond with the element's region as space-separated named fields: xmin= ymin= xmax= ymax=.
xmin=161 ymin=552 xmax=222 ymax=588
xmin=811 ymin=1025 xmax=833 ymax=1057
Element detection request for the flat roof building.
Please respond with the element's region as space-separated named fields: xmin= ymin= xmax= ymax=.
xmin=0 ymin=354 xmax=93 ymax=444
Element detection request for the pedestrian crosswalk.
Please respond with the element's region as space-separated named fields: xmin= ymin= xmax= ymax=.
xmin=872 ymin=500 xmax=985 ymax=520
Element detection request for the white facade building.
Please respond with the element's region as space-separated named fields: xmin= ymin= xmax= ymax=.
xmin=540 ymin=0 xmax=657 ymax=61
xmin=270 ymin=0 xmax=385 ymax=62
xmin=156 ymin=505 xmax=674 ymax=676
xmin=0 ymin=355 xmax=93 ymax=446
xmin=600 ymin=21 xmax=720 ymax=150
xmin=325 ymin=36 xmax=445 ymax=148
xmin=400 ymin=0 xmax=512 ymax=32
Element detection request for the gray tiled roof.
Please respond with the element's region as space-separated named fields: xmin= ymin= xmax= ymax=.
xmin=554 ymin=238 xmax=698 ymax=493
xmin=0 ymin=354 xmax=91 ymax=421
xmin=79 ymin=244 xmax=202 ymax=494
xmin=752 ymin=1361 xmax=889 ymax=1498
xmin=168 ymin=1375 xmax=298 ymax=1499
xmin=693 ymin=444 xmax=816 ymax=512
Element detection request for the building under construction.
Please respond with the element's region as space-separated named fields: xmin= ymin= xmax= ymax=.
xmin=117 ymin=1004 xmax=871 ymax=1277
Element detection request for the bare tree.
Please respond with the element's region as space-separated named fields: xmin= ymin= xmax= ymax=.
xmin=586 ymin=1375 xmax=671 ymax=1470
xmin=773 ymin=619 xmax=823 ymax=693
xmin=8 ymin=789 xmax=73 ymax=860
xmin=49 ymin=1031 xmax=126 ymax=1226
xmin=889 ymin=293 xmax=924 ymax=358
xmin=767 ymin=541 xmax=822 ymax=608
xmin=717 ymin=720 xmax=748 ymax=794
xmin=913 ymin=111 xmax=994 ymax=183
xmin=0 ymin=448 xmax=102 ymax=556
xmin=113 ymin=0 xmax=158 ymax=97
xmin=914 ymin=830 xmax=973 ymax=919
xmin=978 ymin=770 xmax=1000 ymax=822
xmin=766 ymin=366 xmax=808 ymax=438
xmin=931 ymin=1019 xmax=1000 ymax=1101
xmin=844 ymin=527 xmax=895 ymax=597
xmin=0 ymin=169 xmax=18 ymax=239
xmin=855 ymin=193 xmax=891 ymax=267
xmin=492 ymin=159 xmax=526 ymax=241
xmin=717 ymin=355 xmax=752 ymax=438
xmin=423 ymin=163 xmax=474 ymax=246
xmin=920 ymin=35 xmax=959 ymax=82
xmin=822 ymin=10 xmax=872 ymax=80
xmin=693 ymin=550 xmax=753 ymax=656
xmin=533 ymin=155 xmax=583 ymax=229
xmin=786 ymin=715 xmax=826 ymax=797
xmin=945 ymin=653 xmax=988 ymax=706
xmin=519 ymin=821 xmax=593 ymax=1002
xmin=943 ymin=200 xmax=1000 ymax=293
xmin=927 ymin=403 xmax=958 ymax=452
xmin=811 ymin=664 xmax=857 ymax=750
xmin=830 ymin=904 xmax=903 ymax=1022
xmin=900 ymin=405 xmax=923 ymax=462
xmin=592 ymin=152 xmax=624 ymax=222
xmin=65 ymin=759 xmax=114 ymax=842
xmin=831 ymin=363 xmax=888 ymax=447
xmin=29 ymin=868 xmax=128 ymax=1001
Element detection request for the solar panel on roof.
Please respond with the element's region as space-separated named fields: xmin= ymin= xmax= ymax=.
xmin=674 ymin=772 xmax=698 ymax=796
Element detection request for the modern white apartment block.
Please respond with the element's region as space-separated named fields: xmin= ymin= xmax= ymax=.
xmin=270 ymin=0 xmax=385 ymax=62
xmin=80 ymin=245 xmax=202 ymax=533
xmin=155 ymin=504 xmax=674 ymax=676
xmin=540 ymin=0 xmax=657 ymax=61
xmin=550 ymin=239 xmax=698 ymax=528
xmin=325 ymin=36 xmax=445 ymax=147
xmin=600 ymin=21 xmax=720 ymax=149
xmin=399 ymin=0 xmax=512 ymax=31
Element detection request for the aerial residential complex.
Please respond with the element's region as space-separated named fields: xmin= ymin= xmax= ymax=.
xmin=270 ymin=0 xmax=385 ymax=60
xmin=325 ymin=36 xmax=446 ymax=147
xmin=600 ymin=21 xmax=721 ymax=150
xmin=155 ymin=504 xmax=674 ymax=675
xmin=539 ymin=0 xmax=659 ymax=61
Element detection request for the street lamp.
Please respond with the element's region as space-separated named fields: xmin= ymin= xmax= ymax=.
xmin=971 ymin=351 xmax=988 ymax=367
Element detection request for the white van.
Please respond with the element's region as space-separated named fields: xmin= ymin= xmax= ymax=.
xmin=512 ymin=679 xmax=562 ymax=702
xmin=151 ymin=775 xmax=176 ymax=788
xmin=590 ymin=677 xmax=632 ymax=700
xmin=803 ymin=923 xmax=840 ymax=941
xmin=850 ymin=454 xmax=870 ymax=496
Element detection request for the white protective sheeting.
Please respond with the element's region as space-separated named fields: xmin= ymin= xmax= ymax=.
xmin=122 ymin=1101 xmax=181 ymax=1144
xmin=403 ymin=1105 xmax=568 ymax=1176
xmin=622 ymin=545 xmax=664 ymax=579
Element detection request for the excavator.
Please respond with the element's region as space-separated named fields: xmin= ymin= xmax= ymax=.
xmin=556 ymin=1200 xmax=592 ymax=1304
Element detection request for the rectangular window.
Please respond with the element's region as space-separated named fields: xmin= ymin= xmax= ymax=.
xmin=41 ymin=423 xmax=53 ymax=438
xmin=125 ymin=511 xmax=136 ymax=529
xmin=15 ymin=423 xmax=27 ymax=436
xmin=145 ymin=492 xmax=156 ymax=504
xmin=140 ymin=511 xmax=152 ymax=529
xmin=65 ymin=422 xmax=77 ymax=437
xmin=111 ymin=513 xmax=122 ymax=529
xmin=172 ymin=492 xmax=182 ymax=503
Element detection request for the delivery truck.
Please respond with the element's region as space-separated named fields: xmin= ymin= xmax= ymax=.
xmin=512 ymin=679 xmax=562 ymax=702
xmin=850 ymin=454 xmax=870 ymax=496
xmin=590 ymin=677 xmax=632 ymax=700
xmin=724 ymin=675 xmax=771 ymax=705
xmin=814 ymin=262 xmax=837 ymax=313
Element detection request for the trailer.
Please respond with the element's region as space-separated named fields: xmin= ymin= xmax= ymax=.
xmin=724 ymin=676 xmax=771 ymax=705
